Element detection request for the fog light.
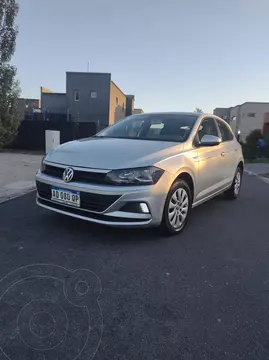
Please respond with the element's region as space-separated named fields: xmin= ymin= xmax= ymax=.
xmin=139 ymin=203 xmax=149 ymax=213
xmin=119 ymin=202 xmax=150 ymax=214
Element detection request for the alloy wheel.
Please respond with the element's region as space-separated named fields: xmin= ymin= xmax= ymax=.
xmin=168 ymin=188 xmax=189 ymax=229
xmin=234 ymin=171 xmax=241 ymax=195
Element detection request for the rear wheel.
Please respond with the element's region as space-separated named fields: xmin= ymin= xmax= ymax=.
xmin=225 ymin=166 xmax=242 ymax=200
xmin=161 ymin=179 xmax=192 ymax=235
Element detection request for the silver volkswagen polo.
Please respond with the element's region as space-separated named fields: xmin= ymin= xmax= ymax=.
xmin=36 ymin=112 xmax=244 ymax=235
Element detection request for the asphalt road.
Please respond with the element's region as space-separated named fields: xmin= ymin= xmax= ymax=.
xmin=0 ymin=174 xmax=269 ymax=360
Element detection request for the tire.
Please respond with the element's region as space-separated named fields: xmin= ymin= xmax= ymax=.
xmin=161 ymin=179 xmax=192 ymax=236
xmin=224 ymin=166 xmax=242 ymax=200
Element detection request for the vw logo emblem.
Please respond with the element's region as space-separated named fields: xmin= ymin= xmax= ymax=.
xmin=62 ymin=167 xmax=74 ymax=182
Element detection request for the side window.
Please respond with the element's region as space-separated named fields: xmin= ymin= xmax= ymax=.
xmin=196 ymin=117 xmax=219 ymax=144
xmin=216 ymin=119 xmax=234 ymax=141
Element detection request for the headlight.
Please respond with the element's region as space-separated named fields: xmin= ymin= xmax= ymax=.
xmin=40 ymin=155 xmax=46 ymax=172
xmin=106 ymin=166 xmax=164 ymax=185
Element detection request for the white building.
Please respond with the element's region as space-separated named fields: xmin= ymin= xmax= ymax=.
xmin=214 ymin=102 xmax=269 ymax=142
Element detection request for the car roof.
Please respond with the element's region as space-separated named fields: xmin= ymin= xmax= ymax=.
xmin=132 ymin=112 xmax=204 ymax=116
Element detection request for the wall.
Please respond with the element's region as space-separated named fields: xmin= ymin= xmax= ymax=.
xmin=264 ymin=114 xmax=269 ymax=136
xmin=239 ymin=103 xmax=269 ymax=141
xmin=66 ymin=72 xmax=111 ymax=127
xmin=17 ymin=98 xmax=40 ymax=121
xmin=109 ymin=81 xmax=126 ymax=125
xmin=133 ymin=109 xmax=143 ymax=115
xmin=263 ymin=112 xmax=269 ymax=136
xmin=40 ymin=86 xmax=54 ymax=94
xmin=41 ymin=93 xmax=67 ymax=115
xmin=126 ymin=95 xmax=135 ymax=116
xmin=213 ymin=108 xmax=231 ymax=123
xmin=229 ymin=105 xmax=241 ymax=135
xmin=12 ymin=120 xmax=97 ymax=151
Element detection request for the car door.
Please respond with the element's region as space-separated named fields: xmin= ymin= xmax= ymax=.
xmin=194 ymin=117 xmax=226 ymax=201
xmin=216 ymin=118 xmax=238 ymax=186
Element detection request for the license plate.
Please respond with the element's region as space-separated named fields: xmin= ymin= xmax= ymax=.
xmin=51 ymin=187 xmax=80 ymax=207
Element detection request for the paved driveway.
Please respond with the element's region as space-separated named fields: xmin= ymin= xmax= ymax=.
xmin=245 ymin=162 xmax=269 ymax=175
xmin=0 ymin=152 xmax=42 ymax=202
xmin=0 ymin=175 xmax=269 ymax=360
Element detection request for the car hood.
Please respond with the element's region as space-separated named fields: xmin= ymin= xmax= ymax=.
xmin=46 ymin=137 xmax=184 ymax=170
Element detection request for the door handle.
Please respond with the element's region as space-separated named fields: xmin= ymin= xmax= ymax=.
xmin=221 ymin=152 xmax=225 ymax=157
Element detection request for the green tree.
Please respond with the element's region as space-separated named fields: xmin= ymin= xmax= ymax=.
xmin=0 ymin=0 xmax=20 ymax=149
xmin=194 ymin=107 xmax=203 ymax=113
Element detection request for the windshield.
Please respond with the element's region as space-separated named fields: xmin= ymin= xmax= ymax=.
xmin=96 ymin=114 xmax=199 ymax=142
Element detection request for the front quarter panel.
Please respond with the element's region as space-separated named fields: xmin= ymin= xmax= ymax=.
xmin=154 ymin=146 xmax=198 ymax=196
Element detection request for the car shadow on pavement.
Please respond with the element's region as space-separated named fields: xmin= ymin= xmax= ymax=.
xmin=44 ymin=194 xmax=225 ymax=243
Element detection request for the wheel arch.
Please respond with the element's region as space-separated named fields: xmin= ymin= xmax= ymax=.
xmin=174 ymin=171 xmax=195 ymax=201
xmin=238 ymin=160 xmax=244 ymax=172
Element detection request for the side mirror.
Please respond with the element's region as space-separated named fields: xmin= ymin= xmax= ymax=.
xmin=200 ymin=135 xmax=221 ymax=146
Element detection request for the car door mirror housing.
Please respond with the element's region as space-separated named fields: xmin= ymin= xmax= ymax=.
xmin=200 ymin=135 xmax=221 ymax=146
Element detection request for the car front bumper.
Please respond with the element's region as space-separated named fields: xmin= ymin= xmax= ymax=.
xmin=35 ymin=168 xmax=172 ymax=228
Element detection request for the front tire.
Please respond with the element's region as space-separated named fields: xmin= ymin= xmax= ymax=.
xmin=225 ymin=166 xmax=242 ymax=200
xmin=161 ymin=179 xmax=192 ymax=236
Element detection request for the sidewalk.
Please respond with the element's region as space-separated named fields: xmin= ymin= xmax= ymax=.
xmin=245 ymin=163 xmax=269 ymax=184
xmin=0 ymin=153 xmax=43 ymax=203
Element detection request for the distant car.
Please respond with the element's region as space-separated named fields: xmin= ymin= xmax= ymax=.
xmin=36 ymin=112 xmax=244 ymax=235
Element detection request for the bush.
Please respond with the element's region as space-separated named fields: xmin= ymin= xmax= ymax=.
xmin=241 ymin=142 xmax=256 ymax=160
xmin=243 ymin=129 xmax=265 ymax=160
xmin=245 ymin=129 xmax=263 ymax=146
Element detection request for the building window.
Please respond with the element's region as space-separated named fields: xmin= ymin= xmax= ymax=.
xmin=74 ymin=90 xmax=80 ymax=102
xmin=248 ymin=113 xmax=256 ymax=118
xmin=90 ymin=91 xmax=97 ymax=98
xmin=116 ymin=97 xmax=118 ymax=105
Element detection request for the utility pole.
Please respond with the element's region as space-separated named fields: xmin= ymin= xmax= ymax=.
xmin=87 ymin=62 xmax=90 ymax=72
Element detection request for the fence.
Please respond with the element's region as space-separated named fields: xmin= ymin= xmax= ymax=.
xmin=12 ymin=120 xmax=97 ymax=151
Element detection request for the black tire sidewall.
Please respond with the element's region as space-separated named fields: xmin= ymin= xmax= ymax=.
xmin=232 ymin=167 xmax=242 ymax=198
xmin=162 ymin=179 xmax=192 ymax=235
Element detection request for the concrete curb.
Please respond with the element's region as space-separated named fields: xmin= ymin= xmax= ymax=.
xmin=0 ymin=187 xmax=36 ymax=205
xmin=244 ymin=170 xmax=269 ymax=184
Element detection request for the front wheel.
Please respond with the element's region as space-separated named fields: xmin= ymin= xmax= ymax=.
xmin=161 ymin=179 xmax=192 ymax=236
xmin=224 ymin=166 xmax=242 ymax=200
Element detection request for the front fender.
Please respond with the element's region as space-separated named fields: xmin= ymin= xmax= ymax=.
xmin=155 ymin=152 xmax=198 ymax=196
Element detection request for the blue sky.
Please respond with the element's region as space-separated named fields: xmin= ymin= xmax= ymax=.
xmin=14 ymin=0 xmax=269 ymax=113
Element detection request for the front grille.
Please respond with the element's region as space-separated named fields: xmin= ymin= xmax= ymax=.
xmin=36 ymin=181 xmax=120 ymax=213
xmin=42 ymin=165 xmax=108 ymax=185
xmin=37 ymin=198 xmax=146 ymax=223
